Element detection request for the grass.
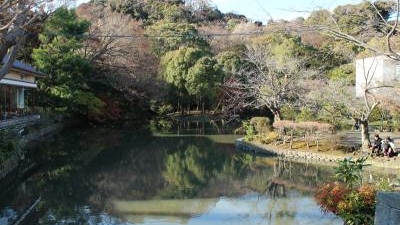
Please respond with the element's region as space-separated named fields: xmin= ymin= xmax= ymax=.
xmin=252 ymin=131 xmax=358 ymax=157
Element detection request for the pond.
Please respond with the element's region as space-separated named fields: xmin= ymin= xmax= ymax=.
xmin=0 ymin=120 xmax=344 ymax=225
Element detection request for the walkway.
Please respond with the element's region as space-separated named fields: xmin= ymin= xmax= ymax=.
xmin=0 ymin=115 xmax=40 ymax=129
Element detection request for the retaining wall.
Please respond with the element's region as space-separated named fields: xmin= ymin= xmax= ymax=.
xmin=235 ymin=139 xmax=400 ymax=170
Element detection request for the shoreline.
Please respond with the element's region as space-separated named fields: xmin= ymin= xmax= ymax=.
xmin=235 ymin=138 xmax=400 ymax=171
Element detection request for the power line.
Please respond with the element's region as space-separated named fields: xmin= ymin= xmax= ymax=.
xmin=36 ymin=26 xmax=325 ymax=39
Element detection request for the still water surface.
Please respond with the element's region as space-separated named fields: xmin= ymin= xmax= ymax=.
xmin=0 ymin=122 xmax=342 ymax=225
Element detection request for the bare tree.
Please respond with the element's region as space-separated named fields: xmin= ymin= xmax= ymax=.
xmin=0 ymin=0 xmax=70 ymax=78
xmin=224 ymin=37 xmax=317 ymax=121
xmin=77 ymin=4 xmax=159 ymax=100
xmin=319 ymin=0 xmax=400 ymax=61
xmin=309 ymin=57 xmax=399 ymax=149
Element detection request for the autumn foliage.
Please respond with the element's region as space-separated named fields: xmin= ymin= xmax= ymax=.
xmin=315 ymin=183 xmax=377 ymax=225
xmin=315 ymin=182 xmax=350 ymax=214
xmin=315 ymin=157 xmax=377 ymax=225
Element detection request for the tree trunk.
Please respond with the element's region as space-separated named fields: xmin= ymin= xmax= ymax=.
xmin=272 ymin=109 xmax=282 ymax=121
xmin=360 ymin=120 xmax=370 ymax=150
xmin=0 ymin=2 xmax=28 ymax=79
xmin=305 ymin=134 xmax=310 ymax=149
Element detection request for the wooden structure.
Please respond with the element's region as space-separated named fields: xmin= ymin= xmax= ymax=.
xmin=0 ymin=58 xmax=46 ymax=121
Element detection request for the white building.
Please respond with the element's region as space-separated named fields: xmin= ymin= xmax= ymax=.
xmin=355 ymin=55 xmax=400 ymax=97
xmin=0 ymin=59 xmax=46 ymax=120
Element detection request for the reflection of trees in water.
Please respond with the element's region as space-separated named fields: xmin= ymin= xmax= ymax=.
xmin=29 ymin=129 xmax=250 ymax=217
xmin=238 ymin=158 xmax=336 ymax=199
xmin=0 ymin=129 xmax=132 ymax=225
xmin=151 ymin=118 xmax=234 ymax=135
xmin=164 ymin=145 xmax=217 ymax=194
xmin=163 ymin=139 xmax=253 ymax=197
xmin=271 ymin=159 xmax=335 ymax=192
xmin=3 ymin=126 xmax=341 ymax=225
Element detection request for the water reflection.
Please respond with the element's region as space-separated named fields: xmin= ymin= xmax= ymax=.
xmin=0 ymin=123 xmax=350 ymax=225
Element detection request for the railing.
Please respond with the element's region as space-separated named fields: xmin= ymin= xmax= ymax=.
xmin=0 ymin=115 xmax=41 ymax=129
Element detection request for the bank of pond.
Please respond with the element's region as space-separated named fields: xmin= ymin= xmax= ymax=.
xmin=0 ymin=121 xmax=398 ymax=225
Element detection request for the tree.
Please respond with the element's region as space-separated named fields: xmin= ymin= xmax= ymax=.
xmin=159 ymin=47 xmax=222 ymax=110
xmin=32 ymin=7 xmax=105 ymax=118
xmin=77 ymin=4 xmax=160 ymax=102
xmin=308 ymin=58 xmax=399 ymax=149
xmin=313 ymin=0 xmax=400 ymax=61
xmin=97 ymin=0 xmax=186 ymax=22
xmin=225 ymin=33 xmax=317 ymax=121
xmin=145 ymin=20 xmax=209 ymax=57
xmin=186 ymin=56 xmax=223 ymax=107
xmin=216 ymin=51 xmax=242 ymax=79
xmin=0 ymin=0 xmax=70 ymax=79
xmin=160 ymin=47 xmax=206 ymax=89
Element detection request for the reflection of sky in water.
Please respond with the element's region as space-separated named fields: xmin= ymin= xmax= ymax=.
xmin=117 ymin=192 xmax=342 ymax=225
xmin=0 ymin=127 xmax=347 ymax=225
xmin=10 ymin=194 xmax=339 ymax=225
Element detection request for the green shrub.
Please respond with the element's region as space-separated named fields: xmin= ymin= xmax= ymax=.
xmin=240 ymin=121 xmax=255 ymax=141
xmin=259 ymin=131 xmax=279 ymax=144
xmin=0 ymin=130 xmax=17 ymax=163
xmin=158 ymin=104 xmax=174 ymax=116
xmin=295 ymin=107 xmax=315 ymax=122
xmin=316 ymin=158 xmax=376 ymax=225
xmin=335 ymin=157 xmax=368 ymax=188
xmin=150 ymin=101 xmax=174 ymax=116
xmin=250 ymin=117 xmax=272 ymax=134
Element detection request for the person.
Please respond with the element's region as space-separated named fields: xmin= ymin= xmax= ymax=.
xmin=383 ymin=136 xmax=396 ymax=157
xmin=371 ymin=134 xmax=382 ymax=156
xmin=354 ymin=120 xmax=360 ymax=131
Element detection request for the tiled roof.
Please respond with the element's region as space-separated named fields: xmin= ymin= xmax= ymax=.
xmin=1 ymin=56 xmax=46 ymax=77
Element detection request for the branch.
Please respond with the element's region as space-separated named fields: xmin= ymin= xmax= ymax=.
xmin=386 ymin=0 xmax=400 ymax=55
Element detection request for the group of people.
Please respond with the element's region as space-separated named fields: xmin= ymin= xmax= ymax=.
xmin=371 ymin=134 xmax=397 ymax=157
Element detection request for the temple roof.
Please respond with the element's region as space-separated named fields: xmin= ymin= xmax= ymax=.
xmin=1 ymin=56 xmax=46 ymax=77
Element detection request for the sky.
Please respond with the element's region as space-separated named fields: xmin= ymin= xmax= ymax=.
xmin=210 ymin=0 xmax=363 ymax=22
xmin=75 ymin=0 xmax=364 ymax=22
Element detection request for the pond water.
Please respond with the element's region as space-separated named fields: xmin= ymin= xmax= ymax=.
xmin=0 ymin=121 xmax=344 ymax=225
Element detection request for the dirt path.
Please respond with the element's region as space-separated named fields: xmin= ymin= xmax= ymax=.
xmin=340 ymin=130 xmax=400 ymax=148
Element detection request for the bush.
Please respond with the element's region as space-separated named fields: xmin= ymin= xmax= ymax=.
xmin=238 ymin=121 xmax=255 ymax=141
xmin=249 ymin=117 xmax=272 ymax=134
xmin=0 ymin=130 xmax=17 ymax=163
xmin=150 ymin=101 xmax=174 ymax=116
xmin=315 ymin=183 xmax=376 ymax=225
xmin=259 ymin=131 xmax=279 ymax=144
xmin=337 ymin=185 xmax=376 ymax=225
xmin=296 ymin=107 xmax=315 ymax=122
xmin=315 ymin=157 xmax=376 ymax=225
xmin=335 ymin=157 xmax=368 ymax=188
xmin=315 ymin=182 xmax=350 ymax=214
xmin=158 ymin=104 xmax=174 ymax=116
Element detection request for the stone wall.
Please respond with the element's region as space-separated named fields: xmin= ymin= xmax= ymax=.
xmin=235 ymin=139 xmax=342 ymax=165
xmin=374 ymin=192 xmax=400 ymax=225
xmin=235 ymin=139 xmax=400 ymax=169
xmin=0 ymin=117 xmax=68 ymax=181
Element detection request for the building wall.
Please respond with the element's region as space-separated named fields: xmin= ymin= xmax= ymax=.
xmin=355 ymin=55 xmax=400 ymax=97
xmin=382 ymin=58 xmax=400 ymax=84
xmin=3 ymin=70 xmax=36 ymax=84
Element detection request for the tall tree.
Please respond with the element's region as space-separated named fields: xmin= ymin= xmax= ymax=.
xmin=224 ymin=33 xmax=317 ymax=121
xmin=145 ymin=20 xmax=209 ymax=57
xmin=32 ymin=7 xmax=105 ymax=118
xmin=186 ymin=56 xmax=223 ymax=105
xmin=159 ymin=46 xmax=222 ymax=110
xmin=77 ymin=4 xmax=159 ymax=102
